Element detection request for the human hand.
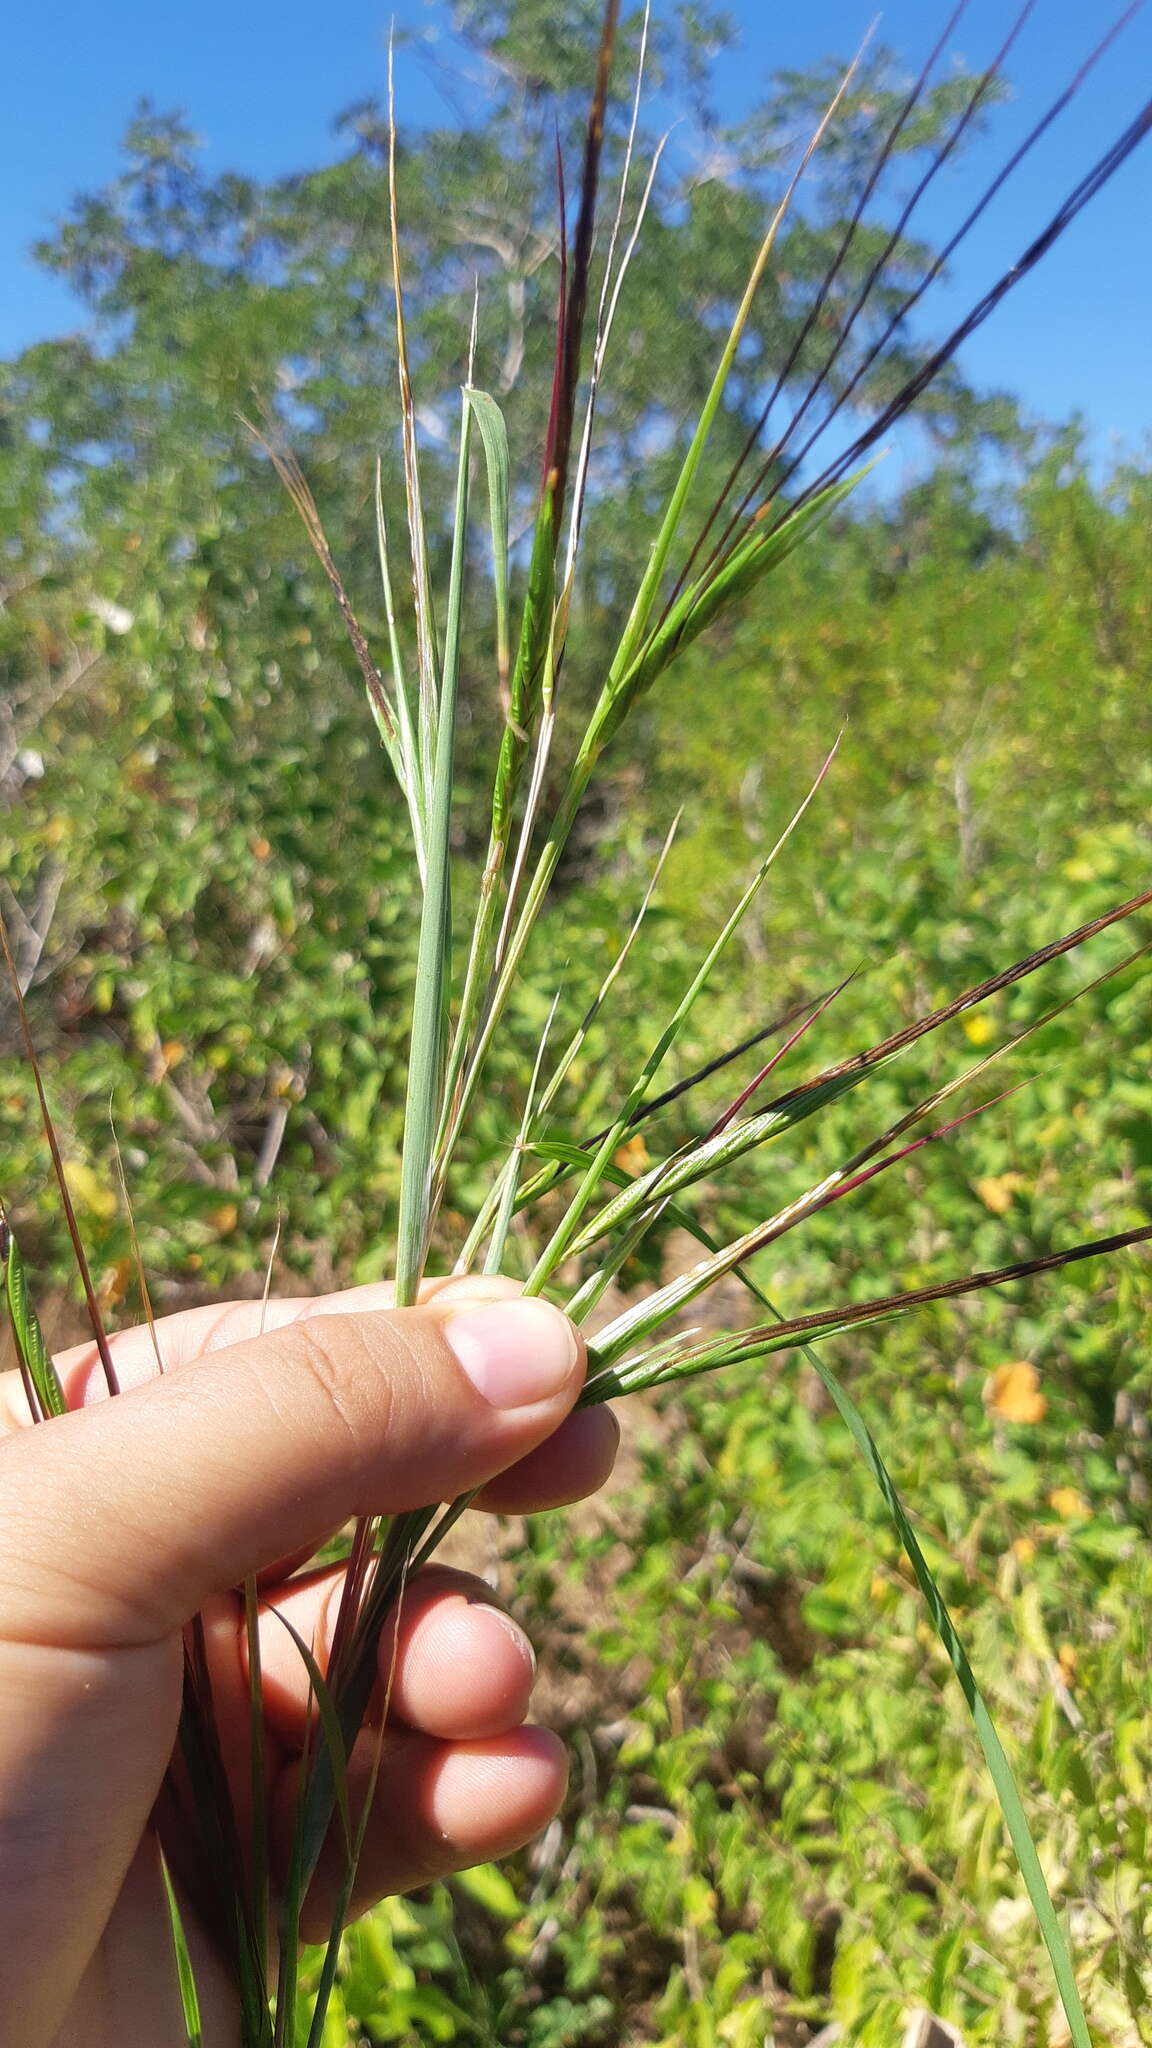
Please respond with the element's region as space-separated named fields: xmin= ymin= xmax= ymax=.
xmin=0 ymin=1275 xmax=616 ymax=2048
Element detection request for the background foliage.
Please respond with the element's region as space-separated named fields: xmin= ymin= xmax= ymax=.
xmin=2 ymin=3 xmax=1151 ymax=2039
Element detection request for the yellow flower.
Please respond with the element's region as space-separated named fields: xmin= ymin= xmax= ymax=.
xmin=975 ymin=1171 xmax=1026 ymax=1215
xmin=985 ymin=1361 xmax=1047 ymax=1425
xmin=63 ymin=1160 xmax=118 ymax=1224
xmin=1048 ymin=1487 xmax=1091 ymax=1522
xmin=963 ymin=1011 xmax=994 ymax=1046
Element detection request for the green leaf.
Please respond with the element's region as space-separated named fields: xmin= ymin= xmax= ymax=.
xmin=524 ymin=740 xmax=837 ymax=1294
xmin=602 ymin=473 xmax=865 ymax=747
xmin=453 ymin=1861 xmax=522 ymax=1920
xmin=1 ymin=1214 xmax=67 ymax=1420
xmin=394 ymin=385 xmax=475 ymax=1305
xmin=161 ymin=1852 xmax=204 ymax=2048
xmin=243 ymin=1577 xmax=269 ymax=1980
xmin=266 ymin=1605 xmax=354 ymax=1859
xmin=465 ymin=387 xmax=511 ymax=686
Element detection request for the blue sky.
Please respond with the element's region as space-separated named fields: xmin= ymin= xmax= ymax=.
xmin=4 ymin=1 xmax=1151 ymax=468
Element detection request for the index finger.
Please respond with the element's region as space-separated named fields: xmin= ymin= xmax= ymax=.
xmin=0 ymin=1275 xmax=521 ymax=1428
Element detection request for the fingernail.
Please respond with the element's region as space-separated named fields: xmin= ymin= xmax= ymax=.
xmin=474 ymin=1603 xmax=537 ymax=1675
xmin=445 ymin=1299 xmax=580 ymax=1409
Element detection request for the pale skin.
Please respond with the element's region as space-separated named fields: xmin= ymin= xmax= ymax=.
xmin=0 ymin=1276 xmax=618 ymax=2048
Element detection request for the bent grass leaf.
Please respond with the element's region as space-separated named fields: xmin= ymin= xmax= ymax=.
xmin=806 ymin=1362 xmax=1093 ymax=2045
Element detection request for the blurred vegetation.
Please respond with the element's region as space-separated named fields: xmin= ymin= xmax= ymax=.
xmin=3 ymin=1 xmax=1152 ymax=2039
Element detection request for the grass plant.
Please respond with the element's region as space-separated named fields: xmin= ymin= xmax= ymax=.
xmin=5 ymin=5 xmax=1152 ymax=2043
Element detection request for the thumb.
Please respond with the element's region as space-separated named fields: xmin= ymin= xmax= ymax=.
xmin=1 ymin=1295 xmax=584 ymax=1651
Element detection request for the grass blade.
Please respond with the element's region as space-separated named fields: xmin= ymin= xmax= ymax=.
xmin=160 ymin=1850 xmax=204 ymax=2048
xmin=454 ymin=817 xmax=679 ymax=1275
xmin=243 ymin=1578 xmax=269 ymax=1984
xmin=374 ymin=460 xmax=426 ymax=877
xmin=523 ymin=739 xmax=840 ymax=1293
xmin=586 ymin=1221 xmax=1152 ymax=1400
xmin=176 ymin=1627 xmax=272 ymax=2047
xmin=388 ymin=37 xmax=438 ymax=806
xmin=465 ymin=388 xmax=511 ymax=690
xmin=566 ymin=888 xmax=1152 ymax=1255
xmin=483 ymin=992 xmax=560 ymax=1276
xmin=607 ymin=42 xmax=869 ymax=688
xmin=0 ymin=1206 xmax=67 ymax=1420
xmin=267 ymin=1606 xmax=353 ymax=1861
xmin=393 ymin=387 xmax=475 ymax=1305
xmin=244 ymin=424 xmax=402 ymax=784
xmin=592 ymin=943 xmax=1146 ymax=1362
xmin=0 ymin=905 xmax=120 ymax=1395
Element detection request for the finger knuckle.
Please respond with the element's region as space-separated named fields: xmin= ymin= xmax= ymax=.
xmin=293 ymin=1312 xmax=394 ymax=1444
